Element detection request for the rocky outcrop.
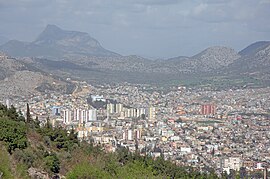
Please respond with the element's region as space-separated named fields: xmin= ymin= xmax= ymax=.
xmin=28 ymin=167 xmax=49 ymax=179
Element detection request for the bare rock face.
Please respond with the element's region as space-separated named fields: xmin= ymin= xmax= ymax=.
xmin=28 ymin=167 xmax=49 ymax=179
xmin=0 ymin=56 xmax=73 ymax=98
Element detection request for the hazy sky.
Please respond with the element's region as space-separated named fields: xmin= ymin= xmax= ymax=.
xmin=0 ymin=0 xmax=270 ymax=58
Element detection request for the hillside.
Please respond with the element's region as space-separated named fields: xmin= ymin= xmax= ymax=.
xmin=0 ymin=104 xmax=219 ymax=178
xmin=225 ymin=42 xmax=270 ymax=82
xmin=163 ymin=47 xmax=240 ymax=74
xmin=233 ymin=41 xmax=270 ymax=71
xmin=239 ymin=41 xmax=270 ymax=56
xmin=0 ymin=53 xmax=74 ymax=98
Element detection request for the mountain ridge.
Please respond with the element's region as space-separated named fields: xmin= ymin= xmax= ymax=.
xmin=0 ymin=24 xmax=119 ymax=59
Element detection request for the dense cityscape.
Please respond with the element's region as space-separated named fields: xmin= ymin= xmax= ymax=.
xmin=1 ymin=1 xmax=270 ymax=178
xmin=2 ymin=80 xmax=269 ymax=177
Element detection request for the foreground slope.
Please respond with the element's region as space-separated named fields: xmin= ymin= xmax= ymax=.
xmin=0 ymin=104 xmax=219 ymax=178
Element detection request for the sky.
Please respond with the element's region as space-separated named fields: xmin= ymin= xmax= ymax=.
xmin=0 ymin=0 xmax=270 ymax=58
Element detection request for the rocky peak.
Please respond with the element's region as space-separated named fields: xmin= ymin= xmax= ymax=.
xmin=0 ymin=25 xmax=119 ymax=58
xmin=34 ymin=24 xmax=101 ymax=48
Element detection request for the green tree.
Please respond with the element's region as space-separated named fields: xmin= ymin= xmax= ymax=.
xmin=26 ymin=103 xmax=31 ymax=123
xmin=0 ymin=119 xmax=27 ymax=153
xmin=46 ymin=116 xmax=51 ymax=129
xmin=44 ymin=154 xmax=60 ymax=173
xmin=7 ymin=105 xmax=19 ymax=120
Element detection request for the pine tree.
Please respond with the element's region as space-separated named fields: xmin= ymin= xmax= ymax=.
xmin=34 ymin=116 xmax=40 ymax=128
xmin=26 ymin=103 xmax=31 ymax=123
xmin=46 ymin=116 xmax=51 ymax=129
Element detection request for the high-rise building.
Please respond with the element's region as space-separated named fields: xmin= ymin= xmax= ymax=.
xmin=5 ymin=99 xmax=10 ymax=108
xmin=52 ymin=106 xmax=61 ymax=116
xmin=137 ymin=108 xmax=146 ymax=118
xmin=63 ymin=110 xmax=72 ymax=124
xmin=88 ymin=109 xmax=97 ymax=121
xmin=127 ymin=130 xmax=133 ymax=141
xmin=149 ymin=107 xmax=156 ymax=121
xmin=127 ymin=108 xmax=131 ymax=118
xmin=264 ymin=167 xmax=268 ymax=179
xmin=74 ymin=109 xmax=81 ymax=121
xmin=134 ymin=129 xmax=142 ymax=139
xmin=133 ymin=108 xmax=137 ymax=118
xmin=201 ymin=104 xmax=216 ymax=115
xmin=81 ymin=110 xmax=87 ymax=124
xmin=107 ymin=103 xmax=115 ymax=114
xmin=115 ymin=103 xmax=123 ymax=114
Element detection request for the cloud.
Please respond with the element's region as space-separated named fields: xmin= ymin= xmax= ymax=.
xmin=125 ymin=0 xmax=183 ymax=6
xmin=192 ymin=3 xmax=208 ymax=16
xmin=0 ymin=0 xmax=269 ymax=57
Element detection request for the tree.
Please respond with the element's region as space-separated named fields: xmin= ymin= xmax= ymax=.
xmin=239 ymin=167 xmax=247 ymax=179
xmin=0 ymin=118 xmax=27 ymax=153
xmin=45 ymin=154 xmax=60 ymax=173
xmin=7 ymin=105 xmax=19 ymax=120
xmin=46 ymin=117 xmax=51 ymax=129
xmin=34 ymin=116 xmax=40 ymax=128
xmin=17 ymin=110 xmax=26 ymax=122
xmin=68 ymin=126 xmax=78 ymax=145
xmin=211 ymin=148 xmax=215 ymax=156
xmin=229 ymin=169 xmax=236 ymax=179
xmin=141 ymin=114 xmax=146 ymax=120
xmin=26 ymin=103 xmax=31 ymax=123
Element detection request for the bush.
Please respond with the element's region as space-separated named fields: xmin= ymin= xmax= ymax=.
xmin=66 ymin=163 xmax=111 ymax=179
xmin=13 ymin=148 xmax=36 ymax=168
xmin=44 ymin=154 xmax=60 ymax=173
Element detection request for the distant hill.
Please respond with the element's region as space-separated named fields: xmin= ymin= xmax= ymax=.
xmin=0 ymin=25 xmax=119 ymax=59
xmin=0 ymin=53 xmax=74 ymax=98
xmin=229 ymin=41 xmax=270 ymax=73
xmin=164 ymin=46 xmax=240 ymax=73
xmin=239 ymin=41 xmax=270 ymax=56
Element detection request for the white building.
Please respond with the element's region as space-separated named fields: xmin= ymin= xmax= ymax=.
xmin=88 ymin=109 xmax=97 ymax=121
xmin=63 ymin=110 xmax=72 ymax=124
xmin=223 ymin=157 xmax=242 ymax=174
xmin=149 ymin=107 xmax=156 ymax=121
xmin=115 ymin=103 xmax=123 ymax=114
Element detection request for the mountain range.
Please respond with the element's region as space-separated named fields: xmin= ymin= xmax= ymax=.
xmin=0 ymin=25 xmax=270 ymax=88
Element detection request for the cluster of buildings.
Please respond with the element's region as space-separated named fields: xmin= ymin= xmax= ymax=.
xmin=1 ymin=81 xmax=270 ymax=177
